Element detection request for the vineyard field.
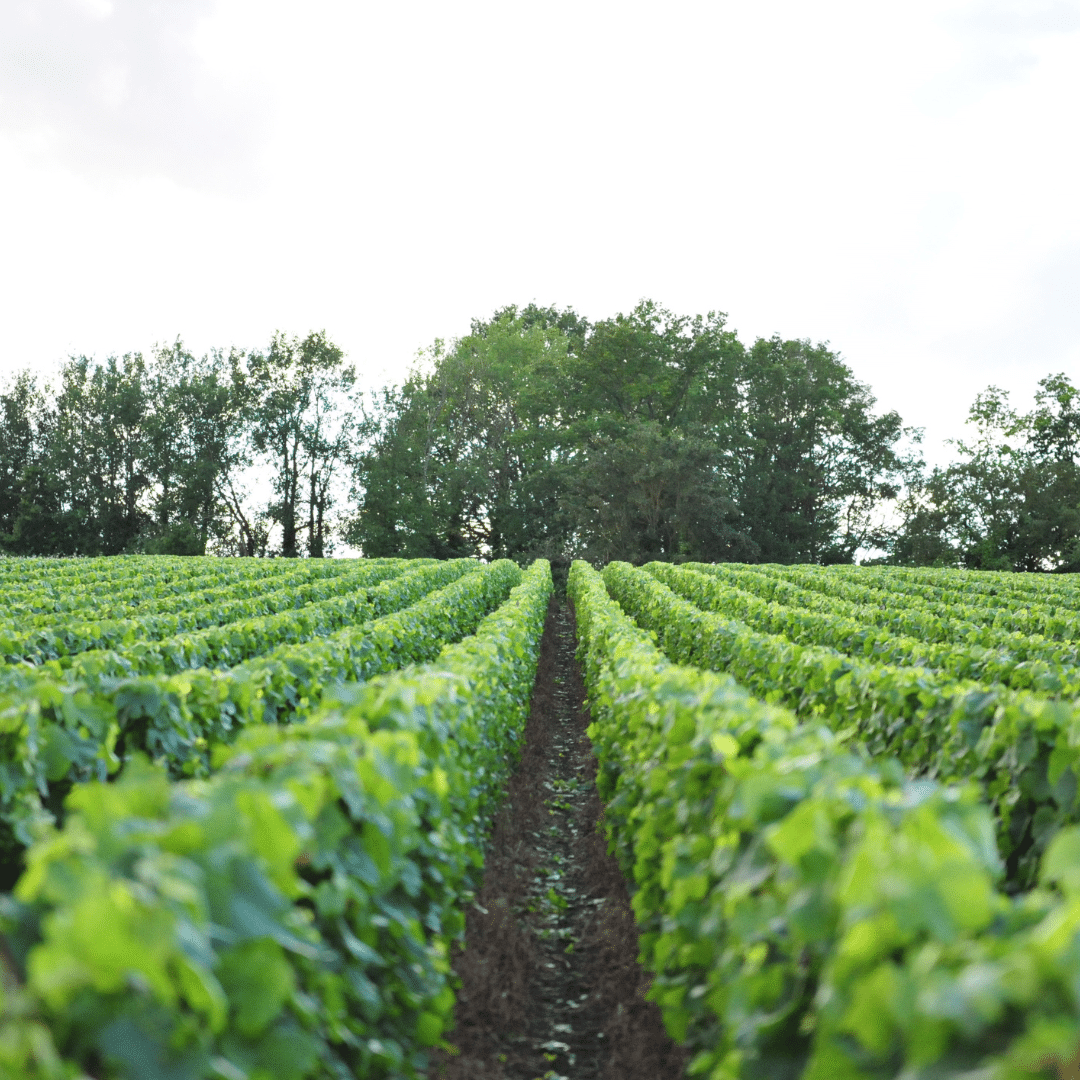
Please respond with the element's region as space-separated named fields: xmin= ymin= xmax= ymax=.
xmin=573 ymin=560 xmax=1080 ymax=1080
xmin=0 ymin=555 xmax=552 ymax=1079
xmin=5 ymin=555 xmax=1080 ymax=1079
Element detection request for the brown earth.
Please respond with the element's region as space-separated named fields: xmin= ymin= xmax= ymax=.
xmin=427 ymin=597 xmax=689 ymax=1080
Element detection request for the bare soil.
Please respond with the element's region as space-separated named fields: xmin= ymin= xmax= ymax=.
xmin=428 ymin=597 xmax=688 ymax=1080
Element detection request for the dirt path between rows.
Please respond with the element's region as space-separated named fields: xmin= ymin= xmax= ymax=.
xmin=428 ymin=597 xmax=688 ymax=1080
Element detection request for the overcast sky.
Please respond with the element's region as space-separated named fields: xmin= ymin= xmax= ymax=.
xmin=1 ymin=0 xmax=1078 ymax=464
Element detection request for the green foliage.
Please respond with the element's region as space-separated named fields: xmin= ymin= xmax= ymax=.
xmin=556 ymin=301 xmax=750 ymax=564
xmin=889 ymin=374 xmax=1080 ymax=570
xmin=671 ymin=562 xmax=1080 ymax=689
xmin=0 ymin=348 xmax=246 ymax=558
xmin=0 ymin=331 xmax=356 ymax=560
xmin=0 ymin=955 xmax=89 ymax=1080
xmin=350 ymin=300 xmax=910 ymax=566
xmin=0 ymin=558 xmax=410 ymax=666
xmin=348 ymin=311 xmax=571 ymax=562
xmin=2 ymin=560 xmax=552 ymax=1080
xmin=569 ymin=558 xmax=1080 ymax=1079
xmin=0 ymin=559 xmax=521 ymax=881
xmin=245 ymin=331 xmax=355 ymax=558
xmin=0 ymin=555 xmax=360 ymax=627
xmin=5 ymin=312 xmax=1080 ymax=569
xmin=736 ymin=336 xmax=914 ymax=563
xmin=604 ymin=560 xmax=1080 ymax=890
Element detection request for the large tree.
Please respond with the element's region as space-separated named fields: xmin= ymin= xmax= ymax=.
xmin=352 ymin=301 xmax=911 ymax=566
xmin=143 ymin=341 xmax=246 ymax=554
xmin=348 ymin=311 xmax=569 ymax=560
xmin=246 ymin=330 xmax=354 ymax=558
xmin=736 ymin=336 xmax=912 ymax=563
xmin=891 ymin=375 xmax=1080 ymax=571
xmin=0 ymin=371 xmax=41 ymax=544
xmin=560 ymin=300 xmax=750 ymax=563
xmin=1 ymin=303 xmax=921 ymax=565
xmin=0 ymin=346 xmax=250 ymax=556
xmin=34 ymin=353 xmax=151 ymax=554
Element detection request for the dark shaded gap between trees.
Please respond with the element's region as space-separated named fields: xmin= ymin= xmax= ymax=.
xmin=428 ymin=596 xmax=688 ymax=1080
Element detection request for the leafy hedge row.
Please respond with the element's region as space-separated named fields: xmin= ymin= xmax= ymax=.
xmin=40 ymin=562 xmax=414 ymax=677
xmin=798 ymin=562 xmax=1080 ymax=616
xmin=0 ymin=554 xmax=298 ymax=606
xmin=684 ymin=562 xmax=1066 ymax=653
xmin=831 ymin=562 xmax=1080 ymax=607
xmin=570 ymin=558 xmax=1080 ymax=1080
xmin=0 ymin=560 xmax=414 ymax=667
xmin=670 ymin=564 xmax=1080 ymax=692
xmin=736 ymin=563 xmax=1080 ymax=642
xmin=0 ymin=559 xmax=517 ymax=868
xmin=817 ymin=564 xmax=1078 ymax=614
xmin=2 ymin=558 xmax=369 ymax=629
xmin=606 ymin=561 xmax=1080 ymax=890
xmin=0 ymin=553 xmax=116 ymax=575
xmin=0 ymin=559 xmax=552 ymax=1080
xmin=0 ymin=553 xmax=211 ymax=584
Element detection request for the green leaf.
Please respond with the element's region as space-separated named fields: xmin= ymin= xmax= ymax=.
xmin=218 ymin=940 xmax=294 ymax=1038
xmin=1041 ymin=825 xmax=1080 ymax=895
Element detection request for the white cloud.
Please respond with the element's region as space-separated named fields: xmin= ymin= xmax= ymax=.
xmin=954 ymin=0 xmax=1080 ymax=35
xmin=0 ymin=0 xmax=267 ymax=190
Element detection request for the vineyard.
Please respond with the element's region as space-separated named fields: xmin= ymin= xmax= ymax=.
xmin=574 ymin=561 xmax=1080 ymax=1080
xmin=3 ymin=555 xmax=1080 ymax=1078
xmin=0 ymin=555 xmax=551 ymax=1079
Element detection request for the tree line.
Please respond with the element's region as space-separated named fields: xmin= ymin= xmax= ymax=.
xmin=0 ymin=331 xmax=354 ymax=559
xmin=2 ymin=300 xmax=1077 ymax=571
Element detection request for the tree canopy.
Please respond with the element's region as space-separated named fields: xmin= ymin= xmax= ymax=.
xmin=346 ymin=301 xmax=913 ymax=568
xmin=891 ymin=374 xmax=1080 ymax=572
xmin=0 ymin=332 xmax=354 ymax=557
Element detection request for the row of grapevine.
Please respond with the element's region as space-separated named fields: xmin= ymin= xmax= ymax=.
xmin=0 ymin=554 xmax=324 ymax=606
xmin=0 ymin=560 xmax=418 ymax=665
xmin=1 ymin=558 xmax=553 ymax=1079
xmin=570 ymin=559 xmax=1080 ymax=1080
xmin=715 ymin=562 xmax=1080 ymax=641
xmin=682 ymin=562 xmax=1080 ymax=671
xmin=829 ymin=562 xmax=1080 ymax=606
xmin=791 ymin=563 xmax=1077 ymax=613
xmin=0 ymin=560 xmax=521 ymax=868
xmin=7 ymin=550 xmax=1077 ymax=1079
xmin=603 ymin=560 xmax=1080 ymax=890
xmin=1 ymin=558 xmax=398 ymax=632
